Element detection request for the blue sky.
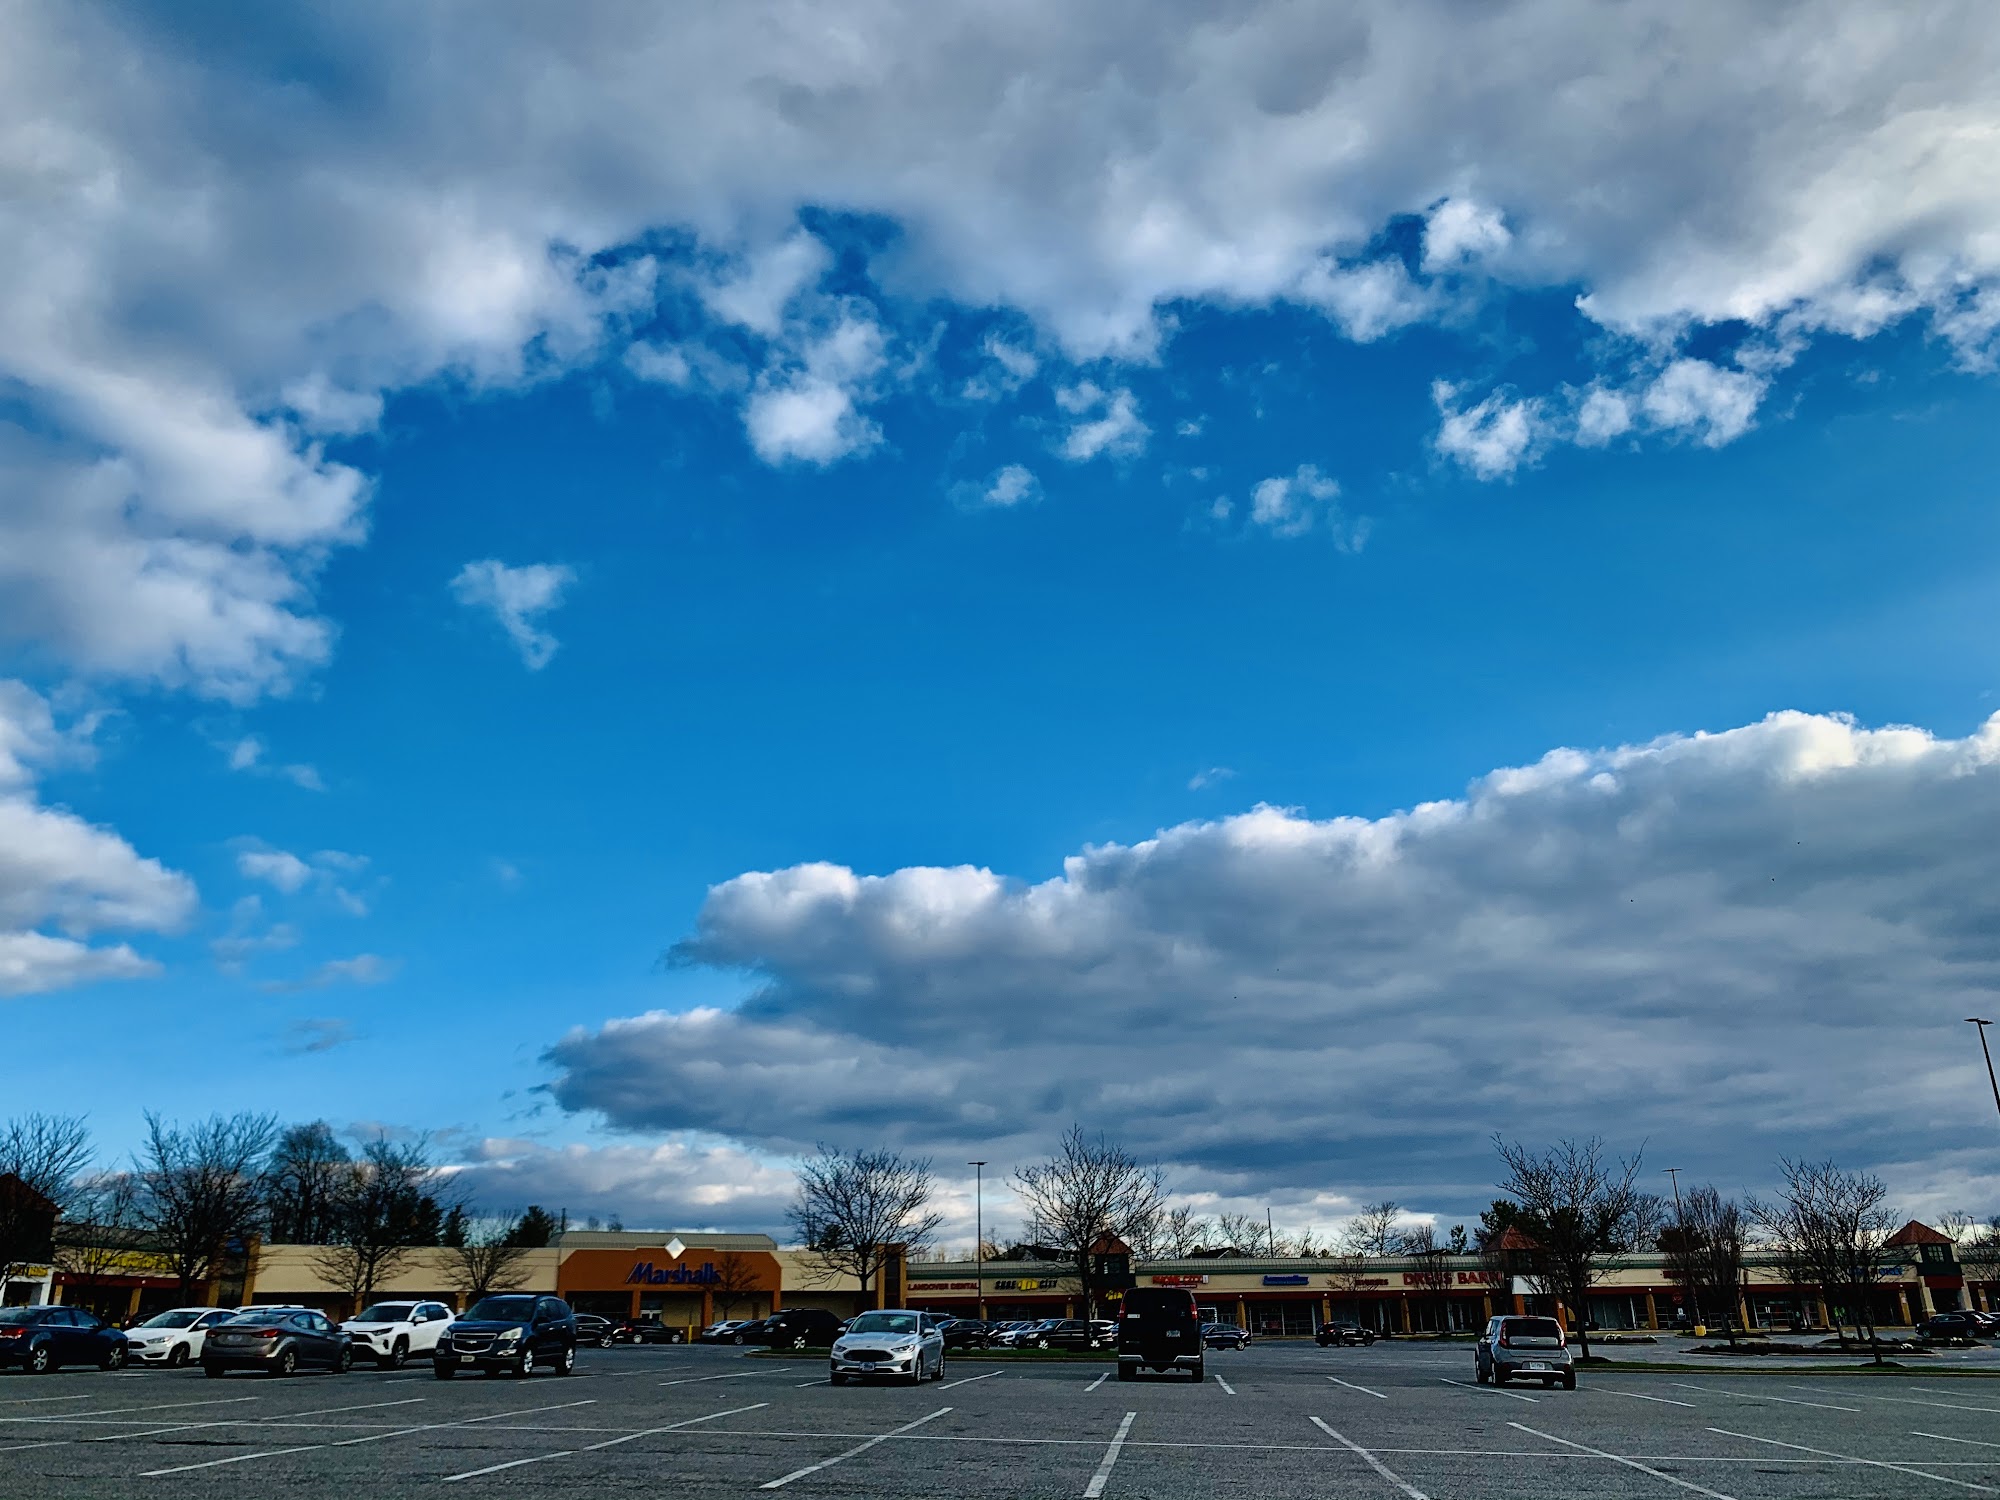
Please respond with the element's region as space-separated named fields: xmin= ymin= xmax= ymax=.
xmin=9 ymin=1 xmax=2000 ymax=1241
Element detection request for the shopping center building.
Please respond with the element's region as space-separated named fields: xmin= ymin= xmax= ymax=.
xmin=6 ymin=1220 xmax=1984 ymax=1337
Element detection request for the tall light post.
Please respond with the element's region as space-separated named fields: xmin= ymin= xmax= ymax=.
xmin=1665 ymin=1166 xmax=1696 ymax=1331
xmin=1968 ymin=1020 xmax=2000 ymax=1124
xmin=969 ymin=1161 xmax=988 ymax=1322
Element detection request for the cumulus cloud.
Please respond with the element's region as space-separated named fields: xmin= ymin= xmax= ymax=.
xmin=7 ymin=0 xmax=2000 ymax=692
xmin=453 ymin=1136 xmax=800 ymax=1232
xmin=1246 ymin=464 xmax=1362 ymax=546
xmin=1639 ymin=358 xmax=1769 ymax=447
xmin=237 ymin=847 xmax=313 ymax=894
xmin=1188 ymin=766 xmax=1235 ymax=791
xmin=1432 ymin=382 xmax=1544 ymax=478
xmin=0 ymin=682 xmax=194 ymax=995
xmin=1055 ymin=383 xmax=1148 ymax=462
xmin=957 ymin=464 xmax=1041 ymax=510
xmin=548 ymin=710 xmax=2000 ymax=1210
xmin=451 ymin=559 xmax=577 ymax=671
xmin=221 ymin=734 xmax=323 ymax=790
xmin=261 ymin=953 xmax=399 ymax=993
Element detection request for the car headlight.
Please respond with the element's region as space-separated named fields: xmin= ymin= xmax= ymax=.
xmin=495 ymin=1328 xmax=523 ymax=1344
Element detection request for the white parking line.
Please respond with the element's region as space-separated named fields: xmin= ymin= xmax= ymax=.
xmin=138 ymin=1398 xmax=599 ymax=1475
xmin=1917 ymin=1433 xmax=2000 ymax=1451
xmin=760 ymin=1406 xmax=953 ymax=1489
xmin=1709 ymin=1427 xmax=2000 ymax=1494
xmin=0 ymin=1395 xmax=94 ymax=1407
xmin=1599 ymin=1389 xmax=1696 ymax=1408
xmin=1439 ymin=1377 xmax=1536 ymax=1402
xmin=142 ymin=1442 xmax=327 ymax=1474
xmin=1309 ymin=1417 xmax=1428 ymax=1500
xmin=1 ymin=1395 xmax=260 ymax=1424
xmin=1861 ymin=1393 xmax=2000 ymax=1415
xmin=660 ymin=1371 xmax=765 ymax=1387
xmin=1084 ymin=1372 xmax=1109 ymax=1393
xmin=939 ymin=1370 xmax=1000 ymax=1391
xmin=795 ymin=1379 xmax=824 ymax=1387
xmin=1672 ymin=1383 xmax=1857 ymax=1413
xmin=1513 ymin=1423 xmax=1737 ymax=1499
xmin=1326 ymin=1376 xmax=1387 ymax=1400
xmin=440 ymin=1402 xmax=768 ymax=1482
xmin=1214 ymin=1375 xmax=1237 ymax=1396
xmin=1082 ymin=1411 xmax=1136 ymax=1500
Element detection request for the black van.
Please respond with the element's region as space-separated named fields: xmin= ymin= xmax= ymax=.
xmin=1116 ymin=1287 xmax=1203 ymax=1381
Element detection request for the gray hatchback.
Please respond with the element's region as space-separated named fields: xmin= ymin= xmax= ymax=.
xmin=1474 ymin=1315 xmax=1575 ymax=1389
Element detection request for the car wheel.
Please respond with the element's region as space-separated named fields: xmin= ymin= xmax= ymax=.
xmin=557 ymin=1344 xmax=576 ymax=1376
xmin=791 ymin=1335 xmax=808 ymax=1351
xmin=27 ymin=1344 xmax=52 ymax=1375
xmin=1117 ymin=1364 xmax=1135 ymax=1381
xmin=101 ymin=1343 xmax=128 ymax=1371
xmin=933 ymin=1354 xmax=947 ymax=1381
xmin=335 ymin=1345 xmax=353 ymax=1374
xmin=732 ymin=1334 xmax=746 ymax=1345
xmin=433 ymin=1363 xmax=456 ymax=1380
xmin=514 ymin=1348 xmax=535 ymax=1378
xmin=1493 ymin=1369 xmax=1509 ymax=1386
xmin=203 ymin=1362 xmax=225 ymax=1379
xmin=275 ymin=1347 xmax=298 ymax=1378
xmin=1475 ymin=1365 xmax=1489 ymax=1385
xmin=1036 ymin=1337 xmax=1051 ymax=1349
xmin=386 ymin=1339 xmax=407 ymax=1370
xmin=599 ymin=1334 xmax=613 ymax=1349
xmin=167 ymin=1344 xmax=188 ymax=1368
xmin=908 ymin=1362 xmax=924 ymax=1387
xmin=1191 ymin=1362 xmax=1204 ymax=1382
xmin=1562 ymin=1373 xmax=1577 ymax=1391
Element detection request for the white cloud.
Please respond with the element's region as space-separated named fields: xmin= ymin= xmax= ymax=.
xmin=623 ymin=340 xmax=695 ymax=387
xmin=219 ymin=733 xmax=323 ymax=791
xmin=1055 ymin=383 xmax=1148 ymax=462
xmin=964 ymin=334 xmax=1040 ymax=399
xmin=1247 ymin=464 xmax=1357 ymax=543
xmin=237 ymin=847 xmax=312 ymax=894
xmin=6 ymin=1 xmax=2000 ymax=692
xmin=454 ymin=1136 xmax=799 ymax=1232
xmin=1573 ymin=386 xmax=1636 ymax=447
xmin=450 ymin=559 xmax=577 ymax=671
xmin=1188 ymin=766 xmax=1236 ymax=791
xmin=742 ymin=315 xmax=888 ymax=465
xmin=1422 ymin=198 xmax=1512 ymax=271
xmin=0 ymin=681 xmax=194 ymax=995
xmin=1639 ymin=358 xmax=1769 ymax=447
xmin=969 ymin=464 xmax=1041 ymax=509
xmin=547 ymin=709 xmax=2000 ymax=1210
xmin=1432 ymin=382 xmax=1544 ymax=478
xmin=261 ymin=953 xmax=399 ymax=993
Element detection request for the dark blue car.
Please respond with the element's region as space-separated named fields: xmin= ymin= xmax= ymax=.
xmin=0 ymin=1304 xmax=129 ymax=1373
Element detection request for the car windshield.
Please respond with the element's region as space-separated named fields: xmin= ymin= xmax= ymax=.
xmin=846 ymin=1312 xmax=920 ymax=1335
xmin=464 ymin=1297 xmax=537 ymax=1322
xmin=355 ymin=1303 xmax=415 ymax=1323
xmin=139 ymin=1310 xmax=205 ymax=1329
xmin=0 ymin=1308 xmax=41 ymax=1325
xmin=1506 ymin=1318 xmax=1565 ymax=1341
xmin=219 ymin=1311 xmax=287 ymax=1325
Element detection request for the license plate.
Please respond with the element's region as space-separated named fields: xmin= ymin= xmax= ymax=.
xmin=1165 ymin=1330 xmax=1179 ymax=1338
xmin=457 ymin=1354 xmax=473 ymax=1363
xmin=1526 ymin=1362 xmax=1548 ymax=1371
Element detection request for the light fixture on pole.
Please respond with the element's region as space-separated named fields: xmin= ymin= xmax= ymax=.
xmin=969 ymin=1161 xmax=988 ymax=1322
xmin=1968 ymin=1020 xmax=2000 ymax=1124
xmin=1665 ymin=1167 xmax=1695 ymax=1332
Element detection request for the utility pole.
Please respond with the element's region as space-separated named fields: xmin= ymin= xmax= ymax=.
xmin=1267 ymin=1208 xmax=1275 ymax=1258
xmin=1968 ymin=1020 xmax=2000 ymax=1124
xmin=1665 ymin=1167 xmax=1695 ymax=1332
xmin=969 ymin=1161 xmax=987 ymax=1322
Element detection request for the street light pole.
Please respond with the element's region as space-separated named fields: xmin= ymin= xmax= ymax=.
xmin=969 ymin=1161 xmax=987 ymax=1322
xmin=1967 ymin=1020 xmax=2000 ymax=1124
xmin=1665 ymin=1167 xmax=1696 ymax=1332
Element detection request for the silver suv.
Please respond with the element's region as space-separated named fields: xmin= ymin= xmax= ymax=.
xmin=1474 ymin=1315 xmax=1575 ymax=1389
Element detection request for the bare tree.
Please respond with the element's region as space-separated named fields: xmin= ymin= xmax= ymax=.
xmin=1013 ymin=1127 xmax=1167 ymax=1318
xmin=1493 ymin=1136 xmax=1652 ymax=1361
xmin=1948 ymin=1213 xmax=2000 ymax=1308
xmin=1158 ymin=1205 xmax=1213 ymax=1258
xmin=1751 ymin=1157 xmax=1897 ymax=1360
xmin=0 ymin=1114 xmax=91 ymax=1288
xmin=789 ymin=1146 xmax=944 ymax=1306
xmin=443 ymin=1215 xmax=534 ymax=1307
xmin=1676 ymin=1185 xmax=1750 ymax=1344
xmin=1214 ymin=1211 xmax=1262 ymax=1255
xmin=135 ymin=1112 xmax=277 ymax=1302
xmin=1399 ymin=1222 xmax=1456 ymax=1333
xmin=1343 ymin=1201 xmax=1403 ymax=1257
xmin=310 ymin=1136 xmax=450 ymax=1309
xmin=710 ymin=1250 xmax=762 ymax=1318
xmin=264 ymin=1122 xmax=354 ymax=1244
xmin=52 ymin=1171 xmax=142 ymax=1318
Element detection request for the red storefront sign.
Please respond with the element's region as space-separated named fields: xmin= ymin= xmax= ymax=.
xmin=1150 ymin=1275 xmax=1209 ymax=1286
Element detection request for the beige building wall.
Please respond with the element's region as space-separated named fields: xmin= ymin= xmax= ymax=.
xmin=248 ymin=1245 xmax=559 ymax=1315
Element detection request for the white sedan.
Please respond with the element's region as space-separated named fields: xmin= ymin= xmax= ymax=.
xmin=340 ymin=1300 xmax=455 ymax=1368
xmin=124 ymin=1308 xmax=237 ymax=1367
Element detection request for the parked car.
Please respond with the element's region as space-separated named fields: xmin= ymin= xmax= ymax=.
xmin=996 ymin=1320 xmax=1052 ymax=1348
xmin=1474 ymin=1315 xmax=1575 ymax=1390
xmin=698 ymin=1319 xmax=754 ymax=1344
xmin=1023 ymin=1318 xmax=1113 ymax=1351
xmin=123 ymin=1307 xmax=235 ymax=1368
xmin=1202 ymin=1323 xmax=1251 ymax=1350
xmin=1316 ymin=1321 xmax=1377 ymax=1347
xmin=1117 ymin=1286 xmax=1203 ymax=1381
xmin=938 ymin=1318 xmax=992 ymax=1349
xmin=434 ymin=1295 xmax=578 ymax=1378
xmin=203 ymin=1308 xmax=352 ymax=1378
xmin=573 ymin=1314 xmax=616 ymax=1348
xmin=1972 ymin=1311 xmax=2000 ymax=1335
xmin=0 ymin=1304 xmax=130 ymax=1374
xmin=612 ymin=1316 xmax=684 ymax=1345
xmin=724 ymin=1317 xmax=773 ymax=1345
xmin=1918 ymin=1311 xmax=1987 ymax=1342
xmin=340 ymin=1300 xmax=455 ymax=1368
xmin=759 ymin=1308 xmax=847 ymax=1350
xmin=829 ymin=1309 xmax=947 ymax=1385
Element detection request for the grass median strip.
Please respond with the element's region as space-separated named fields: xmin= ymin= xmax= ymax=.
xmin=440 ymin=1401 xmax=769 ymax=1482
xmin=761 ymin=1405 xmax=953 ymax=1489
xmin=1308 ymin=1417 xmax=1429 ymax=1500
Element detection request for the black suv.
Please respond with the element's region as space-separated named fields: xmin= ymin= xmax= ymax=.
xmin=1024 ymin=1318 xmax=1112 ymax=1351
xmin=938 ymin=1318 xmax=992 ymax=1349
xmin=1117 ymin=1287 xmax=1203 ymax=1380
xmin=435 ymin=1295 xmax=579 ymax=1378
xmin=758 ymin=1308 xmax=846 ymax=1349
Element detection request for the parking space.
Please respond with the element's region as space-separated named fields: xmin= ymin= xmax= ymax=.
xmin=5 ymin=1341 xmax=2000 ymax=1497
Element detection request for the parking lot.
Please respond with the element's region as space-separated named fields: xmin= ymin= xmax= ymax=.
xmin=6 ymin=1339 xmax=2000 ymax=1498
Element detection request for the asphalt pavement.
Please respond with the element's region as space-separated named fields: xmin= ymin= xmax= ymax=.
xmin=5 ymin=1337 xmax=2000 ymax=1497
